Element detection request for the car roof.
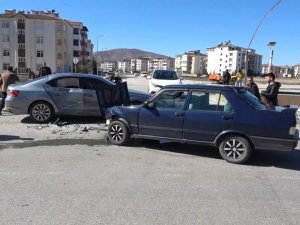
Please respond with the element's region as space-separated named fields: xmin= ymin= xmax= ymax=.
xmin=43 ymin=73 xmax=115 ymax=85
xmin=162 ymin=83 xmax=243 ymax=91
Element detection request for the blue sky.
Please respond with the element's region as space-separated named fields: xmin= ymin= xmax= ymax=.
xmin=1 ymin=0 xmax=299 ymax=65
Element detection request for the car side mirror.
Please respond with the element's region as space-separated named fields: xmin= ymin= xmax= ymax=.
xmin=143 ymin=102 xmax=155 ymax=109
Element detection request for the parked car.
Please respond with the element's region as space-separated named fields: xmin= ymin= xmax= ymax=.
xmin=5 ymin=73 xmax=150 ymax=123
xmin=148 ymin=69 xmax=182 ymax=94
xmin=106 ymin=84 xmax=299 ymax=164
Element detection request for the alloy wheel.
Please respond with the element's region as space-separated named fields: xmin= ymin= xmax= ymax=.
xmin=32 ymin=103 xmax=51 ymax=122
xmin=223 ymin=138 xmax=246 ymax=160
xmin=110 ymin=124 xmax=124 ymax=142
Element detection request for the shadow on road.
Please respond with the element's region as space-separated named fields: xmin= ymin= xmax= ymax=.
xmin=21 ymin=115 xmax=105 ymax=125
xmin=0 ymin=135 xmax=33 ymax=142
xmin=131 ymin=140 xmax=300 ymax=171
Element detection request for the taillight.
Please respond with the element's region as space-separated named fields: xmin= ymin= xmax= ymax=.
xmin=8 ymin=90 xmax=20 ymax=97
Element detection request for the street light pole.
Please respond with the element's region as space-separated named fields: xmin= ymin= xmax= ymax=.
xmin=244 ymin=0 xmax=284 ymax=85
xmin=267 ymin=41 xmax=276 ymax=72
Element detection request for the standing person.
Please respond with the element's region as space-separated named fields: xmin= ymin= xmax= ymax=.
xmin=246 ymin=76 xmax=261 ymax=100
xmin=0 ymin=67 xmax=20 ymax=115
xmin=235 ymin=69 xmax=245 ymax=87
xmin=38 ymin=62 xmax=52 ymax=77
xmin=222 ymin=69 xmax=231 ymax=85
xmin=260 ymin=72 xmax=281 ymax=106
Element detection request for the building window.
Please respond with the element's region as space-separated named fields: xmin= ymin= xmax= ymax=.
xmin=2 ymin=35 xmax=9 ymax=42
xmin=37 ymin=50 xmax=44 ymax=57
xmin=73 ymin=39 xmax=79 ymax=46
xmin=73 ymin=28 xmax=80 ymax=35
xmin=18 ymin=44 xmax=25 ymax=49
xmin=230 ymin=53 xmax=233 ymax=56
xmin=73 ymin=51 xmax=80 ymax=57
xmin=18 ymin=30 xmax=25 ymax=35
xmin=36 ymin=36 xmax=43 ymax=44
xmin=18 ymin=19 xmax=25 ymax=23
xmin=229 ymin=64 xmax=232 ymax=67
xmin=18 ymin=57 xmax=25 ymax=62
xmin=3 ymin=49 xmax=10 ymax=56
xmin=3 ymin=63 xmax=10 ymax=70
xmin=2 ymin=21 xmax=9 ymax=28
xmin=220 ymin=59 xmax=222 ymax=61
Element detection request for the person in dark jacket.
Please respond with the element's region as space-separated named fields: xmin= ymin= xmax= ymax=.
xmin=246 ymin=76 xmax=261 ymax=100
xmin=38 ymin=62 xmax=52 ymax=77
xmin=222 ymin=69 xmax=231 ymax=85
xmin=261 ymin=72 xmax=281 ymax=106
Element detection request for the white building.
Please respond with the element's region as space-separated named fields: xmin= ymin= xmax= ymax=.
xmin=293 ymin=63 xmax=300 ymax=75
xmin=175 ymin=50 xmax=207 ymax=75
xmin=207 ymin=41 xmax=262 ymax=75
xmin=0 ymin=9 xmax=93 ymax=76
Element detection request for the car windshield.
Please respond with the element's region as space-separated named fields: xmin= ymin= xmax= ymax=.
xmin=238 ymin=88 xmax=266 ymax=110
xmin=153 ymin=70 xmax=178 ymax=80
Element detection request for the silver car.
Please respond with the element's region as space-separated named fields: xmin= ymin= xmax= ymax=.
xmin=5 ymin=73 xmax=150 ymax=123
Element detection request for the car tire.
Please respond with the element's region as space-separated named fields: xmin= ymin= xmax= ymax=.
xmin=107 ymin=120 xmax=130 ymax=146
xmin=29 ymin=101 xmax=54 ymax=123
xmin=219 ymin=135 xmax=252 ymax=164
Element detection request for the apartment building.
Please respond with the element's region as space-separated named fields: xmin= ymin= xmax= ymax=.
xmin=294 ymin=63 xmax=300 ymax=75
xmin=0 ymin=9 xmax=93 ymax=75
xmin=129 ymin=57 xmax=149 ymax=73
xmin=149 ymin=57 xmax=175 ymax=71
xmin=100 ymin=61 xmax=117 ymax=71
xmin=175 ymin=50 xmax=207 ymax=75
xmin=207 ymin=41 xmax=262 ymax=75
xmin=117 ymin=60 xmax=131 ymax=73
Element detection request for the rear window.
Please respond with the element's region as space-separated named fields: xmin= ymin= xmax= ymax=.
xmin=238 ymin=89 xmax=266 ymax=110
xmin=153 ymin=70 xmax=178 ymax=80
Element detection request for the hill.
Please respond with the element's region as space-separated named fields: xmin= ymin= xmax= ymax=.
xmin=93 ymin=48 xmax=172 ymax=61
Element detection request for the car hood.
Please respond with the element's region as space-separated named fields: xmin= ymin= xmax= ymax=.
xmin=128 ymin=89 xmax=150 ymax=96
xmin=150 ymin=78 xmax=182 ymax=86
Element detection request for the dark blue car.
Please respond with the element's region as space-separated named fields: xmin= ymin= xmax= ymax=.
xmin=105 ymin=84 xmax=299 ymax=164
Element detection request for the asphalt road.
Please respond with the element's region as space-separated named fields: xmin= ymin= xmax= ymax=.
xmin=0 ymin=76 xmax=300 ymax=225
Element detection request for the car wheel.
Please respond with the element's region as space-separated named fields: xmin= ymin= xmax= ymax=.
xmin=107 ymin=120 xmax=129 ymax=145
xmin=219 ymin=135 xmax=252 ymax=164
xmin=29 ymin=101 xmax=54 ymax=123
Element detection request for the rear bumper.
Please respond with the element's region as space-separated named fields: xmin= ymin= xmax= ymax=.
xmin=250 ymin=131 xmax=299 ymax=151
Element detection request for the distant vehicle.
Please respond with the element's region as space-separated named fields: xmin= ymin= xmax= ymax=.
xmin=148 ymin=69 xmax=182 ymax=94
xmin=140 ymin=71 xmax=148 ymax=77
xmin=106 ymin=84 xmax=299 ymax=164
xmin=5 ymin=73 xmax=150 ymax=123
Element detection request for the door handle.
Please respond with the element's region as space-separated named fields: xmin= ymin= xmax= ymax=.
xmin=175 ymin=112 xmax=184 ymax=117
xmin=222 ymin=115 xmax=233 ymax=120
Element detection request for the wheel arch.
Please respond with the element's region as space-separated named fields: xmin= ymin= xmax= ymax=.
xmin=111 ymin=116 xmax=133 ymax=134
xmin=28 ymin=100 xmax=56 ymax=114
xmin=214 ymin=131 xmax=255 ymax=149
